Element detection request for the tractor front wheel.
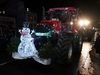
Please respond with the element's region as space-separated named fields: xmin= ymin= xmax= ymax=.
xmin=54 ymin=33 xmax=74 ymax=65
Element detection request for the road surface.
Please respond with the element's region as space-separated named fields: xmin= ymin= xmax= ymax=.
xmin=0 ymin=42 xmax=94 ymax=75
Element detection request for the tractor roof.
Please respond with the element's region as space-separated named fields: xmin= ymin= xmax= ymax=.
xmin=37 ymin=20 xmax=61 ymax=25
xmin=48 ymin=7 xmax=76 ymax=11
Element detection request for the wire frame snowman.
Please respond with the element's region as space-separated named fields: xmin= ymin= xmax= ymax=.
xmin=18 ymin=22 xmax=38 ymax=58
xmin=12 ymin=22 xmax=51 ymax=65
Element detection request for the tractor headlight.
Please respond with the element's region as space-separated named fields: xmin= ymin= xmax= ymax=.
xmin=78 ymin=19 xmax=90 ymax=27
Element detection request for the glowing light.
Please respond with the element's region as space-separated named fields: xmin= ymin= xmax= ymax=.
xmin=53 ymin=24 xmax=56 ymax=27
xmin=84 ymin=20 xmax=90 ymax=26
xmin=78 ymin=19 xmax=90 ymax=27
xmin=27 ymin=8 xmax=29 ymax=11
xmin=78 ymin=20 xmax=84 ymax=26
xmin=35 ymin=32 xmax=51 ymax=37
xmin=70 ymin=21 xmax=73 ymax=25
xmin=3 ymin=11 xmax=5 ymax=14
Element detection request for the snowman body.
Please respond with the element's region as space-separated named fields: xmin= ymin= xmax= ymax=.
xmin=18 ymin=27 xmax=38 ymax=58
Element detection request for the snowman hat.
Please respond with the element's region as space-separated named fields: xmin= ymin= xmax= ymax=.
xmin=23 ymin=22 xmax=29 ymax=28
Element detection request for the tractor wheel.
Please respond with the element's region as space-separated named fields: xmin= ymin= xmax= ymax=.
xmin=75 ymin=34 xmax=83 ymax=54
xmin=78 ymin=35 xmax=83 ymax=53
xmin=54 ymin=33 xmax=74 ymax=65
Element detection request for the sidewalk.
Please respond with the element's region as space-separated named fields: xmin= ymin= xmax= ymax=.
xmin=89 ymin=48 xmax=100 ymax=75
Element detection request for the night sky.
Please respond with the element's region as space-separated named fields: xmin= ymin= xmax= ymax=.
xmin=21 ymin=0 xmax=100 ymax=22
xmin=0 ymin=0 xmax=100 ymax=22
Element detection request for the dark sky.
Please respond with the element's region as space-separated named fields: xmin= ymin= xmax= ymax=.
xmin=21 ymin=0 xmax=100 ymax=9
xmin=21 ymin=0 xmax=100 ymax=22
xmin=0 ymin=0 xmax=100 ymax=22
xmin=22 ymin=0 xmax=100 ymax=10
xmin=0 ymin=0 xmax=100 ymax=13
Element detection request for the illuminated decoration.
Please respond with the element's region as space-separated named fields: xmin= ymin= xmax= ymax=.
xmin=36 ymin=20 xmax=61 ymax=34
xmin=35 ymin=32 xmax=51 ymax=37
xmin=27 ymin=8 xmax=29 ymax=11
xmin=12 ymin=22 xmax=51 ymax=65
xmin=3 ymin=11 xmax=5 ymax=14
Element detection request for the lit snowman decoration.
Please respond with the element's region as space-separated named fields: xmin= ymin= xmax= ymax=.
xmin=12 ymin=22 xmax=51 ymax=65
xmin=18 ymin=22 xmax=38 ymax=58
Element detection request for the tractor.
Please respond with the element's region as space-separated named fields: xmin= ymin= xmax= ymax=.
xmin=34 ymin=7 xmax=83 ymax=65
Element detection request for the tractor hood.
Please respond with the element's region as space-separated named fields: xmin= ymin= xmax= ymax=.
xmin=36 ymin=19 xmax=61 ymax=33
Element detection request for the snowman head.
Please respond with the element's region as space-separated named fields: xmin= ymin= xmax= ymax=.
xmin=21 ymin=27 xmax=30 ymax=35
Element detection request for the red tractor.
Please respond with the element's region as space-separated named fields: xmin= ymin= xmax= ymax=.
xmin=34 ymin=7 xmax=83 ymax=65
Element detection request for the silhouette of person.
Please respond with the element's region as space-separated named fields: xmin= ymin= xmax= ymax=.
xmin=94 ymin=32 xmax=100 ymax=54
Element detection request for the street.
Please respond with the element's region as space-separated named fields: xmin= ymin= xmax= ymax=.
xmin=0 ymin=42 xmax=94 ymax=75
xmin=0 ymin=54 xmax=80 ymax=75
xmin=78 ymin=42 xmax=94 ymax=75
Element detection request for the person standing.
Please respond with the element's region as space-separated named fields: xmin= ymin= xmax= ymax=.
xmin=94 ymin=32 xmax=100 ymax=55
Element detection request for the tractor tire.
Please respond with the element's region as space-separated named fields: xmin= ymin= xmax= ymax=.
xmin=54 ymin=33 xmax=74 ymax=65
xmin=78 ymin=35 xmax=83 ymax=53
xmin=73 ymin=33 xmax=83 ymax=54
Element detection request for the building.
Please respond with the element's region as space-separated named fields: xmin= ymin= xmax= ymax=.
xmin=0 ymin=15 xmax=16 ymax=37
xmin=0 ymin=0 xmax=37 ymax=36
xmin=0 ymin=15 xmax=16 ymax=50
xmin=5 ymin=0 xmax=37 ymax=29
xmin=25 ymin=8 xmax=37 ymax=29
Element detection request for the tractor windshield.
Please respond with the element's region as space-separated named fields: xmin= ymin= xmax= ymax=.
xmin=46 ymin=10 xmax=70 ymax=23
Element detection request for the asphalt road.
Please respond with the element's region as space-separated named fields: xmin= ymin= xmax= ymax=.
xmin=0 ymin=53 xmax=80 ymax=75
xmin=0 ymin=54 xmax=81 ymax=75
xmin=0 ymin=42 xmax=94 ymax=75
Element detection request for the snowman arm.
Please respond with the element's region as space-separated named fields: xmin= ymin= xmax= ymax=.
xmin=31 ymin=30 xmax=35 ymax=34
